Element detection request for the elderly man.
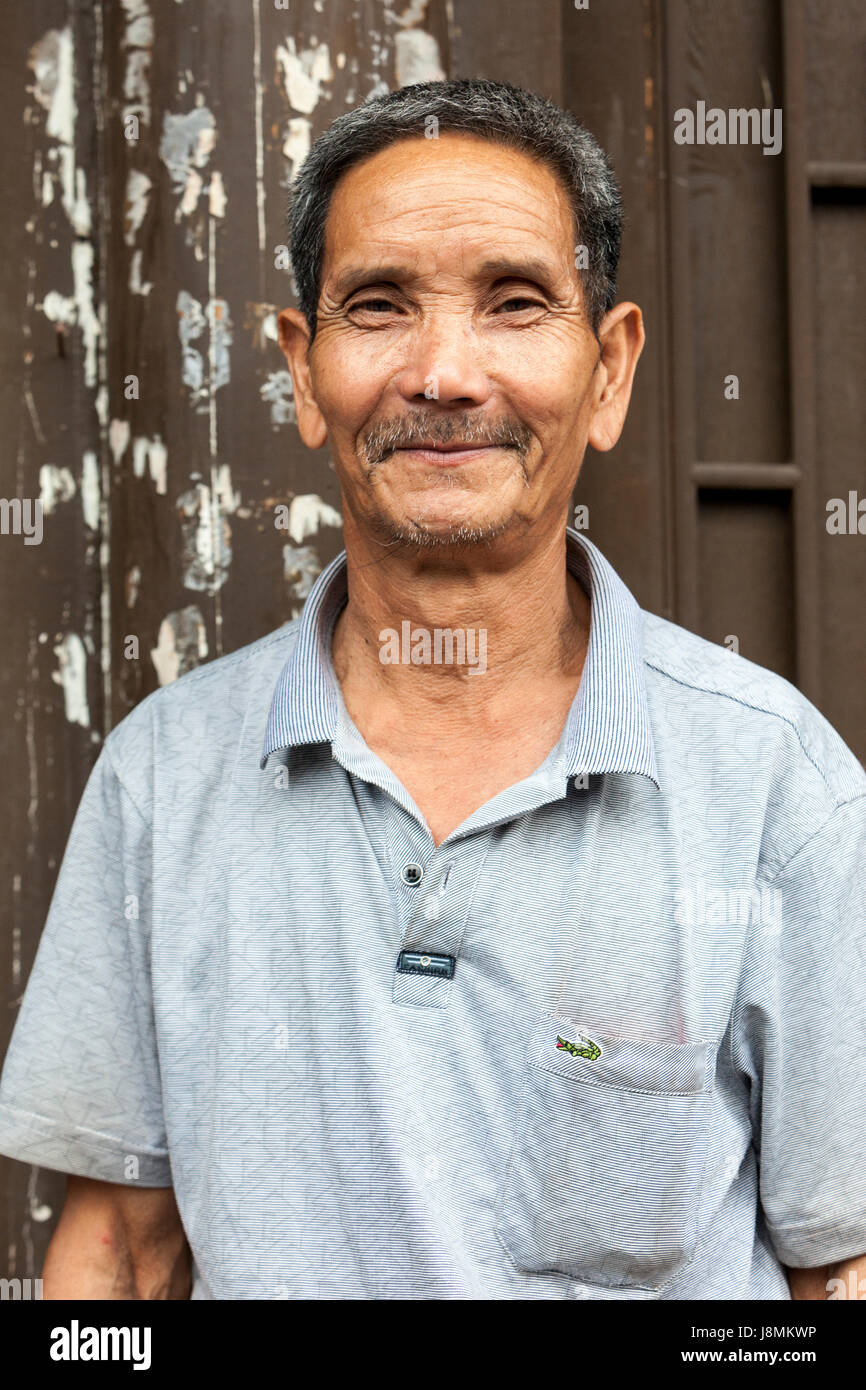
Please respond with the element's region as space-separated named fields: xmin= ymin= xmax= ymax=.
xmin=1 ymin=79 xmax=864 ymax=1302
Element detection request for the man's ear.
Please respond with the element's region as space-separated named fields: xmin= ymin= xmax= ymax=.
xmin=277 ymin=307 xmax=328 ymax=450
xmin=586 ymin=302 xmax=645 ymax=453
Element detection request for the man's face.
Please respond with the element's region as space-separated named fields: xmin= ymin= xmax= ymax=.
xmin=280 ymin=132 xmax=642 ymax=552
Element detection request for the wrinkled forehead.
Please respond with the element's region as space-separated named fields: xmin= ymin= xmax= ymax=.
xmin=320 ymin=132 xmax=577 ymax=289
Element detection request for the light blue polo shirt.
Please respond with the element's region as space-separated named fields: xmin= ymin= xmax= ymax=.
xmin=1 ymin=525 xmax=865 ymax=1300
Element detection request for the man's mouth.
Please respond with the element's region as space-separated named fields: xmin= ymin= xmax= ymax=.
xmin=393 ymin=442 xmax=502 ymax=464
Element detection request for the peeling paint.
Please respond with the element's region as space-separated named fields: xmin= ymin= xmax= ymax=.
xmin=51 ymin=634 xmax=90 ymax=727
xmin=251 ymin=0 xmax=266 ymax=258
xmin=109 ymin=418 xmax=131 ymax=465
xmin=276 ymin=38 xmax=334 ymax=114
xmin=71 ymin=240 xmax=100 ymax=388
xmin=282 ymin=116 xmax=312 ymax=183
xmin=39 ymin=290 xmax=76 ymax=326
xmin=176 ymin=468 xmax=239 ymax=591
xmin=286 ymin=493 xmax=342 ymax=544
xmin=283 ymin=543 xmax=322 ymax=605
xmin=212 ymin=463 xmax=241 ymax=514
xmin=129 ymin=249 xmax=153 ymax=295
xmin=131 ymin=434 xmax=168 ymax=494
xmin=388 ymin=0 xmax=431 ymax=24
xmin=245 ymin=302 xmax=279 ymax=352
xmin=120 ymin=0 xmax=154 ymax=49
xmin=95 ymin=383 xmax=108 ymax=429
xmin=27 ymin=1168 xmax=53 ymax=1224
xmin=28 ymin=29 xmax=75 ymax=145
xmin=151 ymin=605 xmax=209 ymax=685
xmin=125 ymin=564 xmax=141 ymax=608
xmin=394 ymin=29 xmax=444 ymax=87
xmin=260 ymin=370 xmax=296 ymax=427
xmin=159 ymin=105 xmax=217 ymax=220
xmin=39 ymin=464 xmax=76 ymax=512
xmin=81 ymin=451 xmax=100 ymax=530
xmin=28 ymin=28 xmax=91 ymax=236
xmin=124 ymin=169 xmax=152 ymax=246
xmin=177 ymin=290 xmax=233 ymax=412
xmin=208 ymin=169 xmax=227 ymax=217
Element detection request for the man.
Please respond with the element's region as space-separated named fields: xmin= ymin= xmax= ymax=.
xmin=1 ymin=78 xmax=864 ymax=1301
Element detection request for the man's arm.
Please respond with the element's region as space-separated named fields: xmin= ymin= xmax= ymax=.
xmin=787 ymin=1253 xmax=866 ymax=1300
xmin=42 ymin=1174 xmax=192 ymax=1299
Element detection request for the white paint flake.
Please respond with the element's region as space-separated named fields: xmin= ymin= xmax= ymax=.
xmin=389 ymin=0 xmax=430 ymax=23
xmin=282 ymin=117 xmax=312 ymax=182
xmin=151 ymin=605 xmax=209 ymax=686
xmin=28 ymin=28 xmax=91 ymax=235
xmin=260 ymin=370 xmax=295 ymax=427
xmin=28 ymin=28 xmax=74 ymax=144
xmin=131 ymin=435 xmax=168 ymax=494
xmin=39 ymin=290 xmax=76 ymax=326
xmin=120 ymin=0 xmax=154 ymax=50
xmin=208 ymin=169 xmax=227 ymax=217
xmin=51 ymin=633 xmax=90 ymax=727
xmin=109 ymin=418 xmax=131 ymax=464
xmin=120 ymin=0 xmax=153 ymax=130
xmin=81 ymin=451 xmax=100 ymax=530
xmin=286 ymin=494 xmax=342 ymax=544
xmin=71 ymin=240 xmax=101 ymax=387
xmin=124 ymin=168 xmax=152 ymax=245
xmin=283 ymin=543 xmax=322 ymax=605
xmin=129 ymin=249 xmax=152 ymax=295
xmin=176 ymin=469 xmax=239 ymax=592
xmin=125 ymin=564 xmax=141 ymax=607
xmin=177 ymin=290 xmax=232 ymax=412
xmin=276 ymin=38 xmax=333 ymax=114
xmin=39 ymin=464 xmax=76 ymax=512
xmin=159 ymin=106 xmax=217 ymax=219
xmin=394 ymin=29 xmax=444 ymax=87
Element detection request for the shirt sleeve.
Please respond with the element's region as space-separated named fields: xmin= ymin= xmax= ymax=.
xmin=730 ymin=794 xmax=866 ymax=1268
xmin=0 ymin=738 xmax=172 ymax=1185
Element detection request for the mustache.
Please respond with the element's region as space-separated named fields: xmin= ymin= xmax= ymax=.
xmin=359 ymin=413 xmax=533 ymax=467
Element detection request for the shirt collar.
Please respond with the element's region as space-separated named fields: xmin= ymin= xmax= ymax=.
xmin=260 ymin=525 xmax=660 ymax=789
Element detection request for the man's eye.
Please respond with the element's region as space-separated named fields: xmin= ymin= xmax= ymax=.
xmin=494 ymin=297 xmax=545 ymax=313
xmin=348 ymin=298 xmax=397 ymax=314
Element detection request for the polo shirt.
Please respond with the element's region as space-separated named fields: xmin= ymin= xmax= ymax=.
xmin=1 ymin=525 xmax=865 ymax=1300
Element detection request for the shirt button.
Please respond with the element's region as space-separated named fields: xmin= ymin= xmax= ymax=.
xmin=401 ymin=861 xmax=424 ymax=886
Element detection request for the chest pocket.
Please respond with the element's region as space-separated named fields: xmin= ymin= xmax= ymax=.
xmin=494 ymin=1013 xmax=718 ymax=1292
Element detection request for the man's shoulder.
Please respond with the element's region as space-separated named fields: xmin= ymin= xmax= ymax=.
xmin=104 ymin=619 xmax=300 ymax=766
xmin=639 ymin=607 xmax=866 ymax=808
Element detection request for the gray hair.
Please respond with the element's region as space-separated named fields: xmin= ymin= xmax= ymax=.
xmin=286 ymin=78 xmax=623 ymax=343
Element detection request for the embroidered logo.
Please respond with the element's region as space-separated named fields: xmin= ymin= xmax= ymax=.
xmin=556 ymin=1031 xmax=602 ymax=1062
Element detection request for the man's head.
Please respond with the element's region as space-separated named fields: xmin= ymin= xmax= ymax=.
xmin=278 ymin=78 xmax=644 ymax=558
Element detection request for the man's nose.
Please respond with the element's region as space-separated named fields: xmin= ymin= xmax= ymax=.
xmin=392 ymin=309 xmax=492 ymax=407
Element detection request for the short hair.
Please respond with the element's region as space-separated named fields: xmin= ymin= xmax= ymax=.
xmin=286 ymin=77 xmax=623 ymax=343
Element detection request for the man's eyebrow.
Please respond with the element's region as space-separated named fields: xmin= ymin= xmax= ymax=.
xmin=329 ymin=255 xmax=565 ymax=300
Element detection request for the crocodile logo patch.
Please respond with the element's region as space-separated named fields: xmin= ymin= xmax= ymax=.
xmin=555 ymin=1031 xmax=602 ymax=1062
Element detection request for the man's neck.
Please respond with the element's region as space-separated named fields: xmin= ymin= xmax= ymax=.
xmin=330 ymin=527 xmax=591 ymax=740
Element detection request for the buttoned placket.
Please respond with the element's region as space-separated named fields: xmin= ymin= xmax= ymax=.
xmin=331 ymin=687 xmax=592 ymax=1010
